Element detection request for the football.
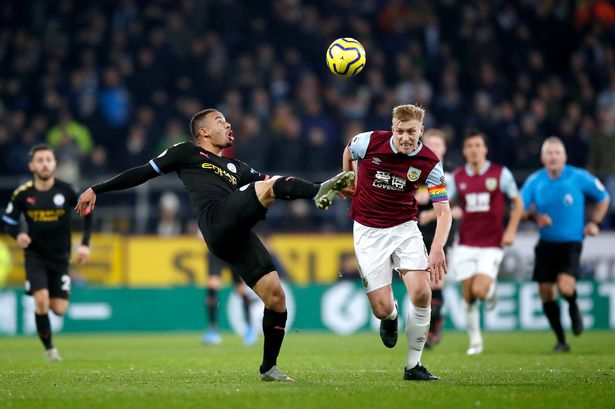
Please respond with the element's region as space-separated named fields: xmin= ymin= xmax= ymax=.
xmin=325 ymin=38 xmax=366 ymax=77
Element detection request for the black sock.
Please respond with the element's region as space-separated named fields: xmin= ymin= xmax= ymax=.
xmin=206 ymin=288 xmax=218 ymax=328
xmin=272 ymin=176 xmax=319 ymax=200
xmin=242 ymin=294 xmax=251 ymax=326
xmin=430 ymin=289 xmax=444 ymax=332
xmin=35 ymin=313 xmax=53 ymax=350
xmin=543 ymin=301 xmax=566 ymax=343
xmin=564 ymin=290 xmax=578 ymax=311
xmin=260 ymin=308 xmax=287 ymax=373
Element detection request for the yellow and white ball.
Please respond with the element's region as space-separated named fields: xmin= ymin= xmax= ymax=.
xmin=326 ymin=38 xmax=366 ymax=77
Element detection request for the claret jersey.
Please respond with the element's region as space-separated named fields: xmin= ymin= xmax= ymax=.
xmin=347 ymin=130 xmax=448 ymax=228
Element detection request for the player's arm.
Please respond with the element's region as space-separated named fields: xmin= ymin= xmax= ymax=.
xmin=75 ymin=212 xmax=93 ymax=264
xmin=76 ymin=164 xmax=159 ymax=215
xmin=341 ymin=131 xmax=371 ymax=197
xmin=2 ymin=192 xmax=31 ymax=249
xmin=426 ymin=163 xmax=452 ymax=283
xmin=581 ymin=172 xmax=610 ymax=236
xmin=520 ymin=172 xmax=552 ymax=228
xmin=500 ymin=167 xmax=523 ymax=246
xmin=340 ymin=148 xmax=357 ymax=197
xmin=76 ymin=144 xmax=186 ymax=216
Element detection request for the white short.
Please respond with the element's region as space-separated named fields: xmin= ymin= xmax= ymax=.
xmin=353 ymin=220 xmax=428 ymax=293
xmin=450 ymin=245 xmax=503 ymax=282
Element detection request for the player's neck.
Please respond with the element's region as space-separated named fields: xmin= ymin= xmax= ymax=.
xmin=198 ymin=140 xmax=223 ymax=156
xmin=547 ymin=167 xmax=563 ymax=179
xmin=33 ymin=176 xmax=55 ymax=191
xmin=468 ymin=160 xmax=486 ymax=175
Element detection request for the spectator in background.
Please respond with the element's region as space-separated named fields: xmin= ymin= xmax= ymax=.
xmin=156 ymin=191 xmax=182 ymax=237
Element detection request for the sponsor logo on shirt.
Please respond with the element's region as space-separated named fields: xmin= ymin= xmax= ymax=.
xmin=465 ymin=192 xmax=491 ymax=212
xmin=407 ymin=167 xmax=421 ymax=182
xmin=26 ymin=197 xmax=36 ymax=205
xmin=373 ymin=171 xmax=406 ymax=191
xmin=563 ymin=193 xmax=574 ymax=206
xmin=201 ymin=162 xmax=238 ymax=187
xmin=372 ymin=157 xmax=381 ymax=165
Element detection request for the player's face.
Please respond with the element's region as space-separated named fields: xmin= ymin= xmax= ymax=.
xmin=424 ymin=135 xmax=447 ymax=161
xmin=462 ymin=135 xmax=487 ymax=165
xmin=28 ymin=150 xmax=56 ymax=180
xmin=541 ymin=141 xmax=566 ymax=172
xmin=204 ymin=111 xmax=234 ymax=149
xmin=392 ymin=119 xmax=423 ymax=154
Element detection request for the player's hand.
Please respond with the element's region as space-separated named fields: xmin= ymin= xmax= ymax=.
xmin=16 ymin=233 xmax=31 ymax=249
xmin=428 ymin=244 xmax=447 ymax=284
xmin=338 ymin=185 xmax=355 ymax=199
xmin=501 ymin=229 xmax=516 ymax=247
xmin=76 ymin=245 xmax=91 ymax=264
xmin=535 ymin=213 xmax=552 ymax=228
xmin=419 ymin=210 xmax=436 ymax=226
xmin=75 ymin=188 xmax=96 ymax=216
xmin=584 ymin=221 xmax=600 ymax=237
xmin=451 ymin=206 xmax=463 ymax=220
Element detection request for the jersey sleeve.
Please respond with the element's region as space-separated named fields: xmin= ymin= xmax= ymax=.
xmin=149 ymin=143 xmax=188 ymax=174
xmin=425 ymin=162 xmax=448 ymax=203
xmin=236 ymin=160 xmax=268 ymax=185
xmin=445 ymin=172 xmax=457 ymax=201
xmin=579 ymin=170 xmax=609 ymax=202
xmin=347 ymin=131 xmax=372 ymax=160
xmin=499 ymin=167 xmax=519 ymax=199
xmin=520 ymin=172 xmax=538 ymax=210
xmin=2 ymin=190 xmax=23 ymax=227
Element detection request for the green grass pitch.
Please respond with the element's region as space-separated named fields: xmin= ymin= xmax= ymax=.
xmin=1 ymin=331 xmax=614 ymax=409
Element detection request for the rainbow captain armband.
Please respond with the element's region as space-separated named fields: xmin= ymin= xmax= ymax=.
xmin=428 ymin=184 xmax=448 ymax=203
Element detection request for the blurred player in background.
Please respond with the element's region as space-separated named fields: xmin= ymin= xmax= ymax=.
xmin=415 ymin=129 xmax=462 ymax=349
xmin=76 ymin=108 xmax=354 ymax=382
xmin=341 ymin=104 xmax=452 ymax=381
xmin=521 ymin=137 xmax=610 ymax=352
xmin=202 ymin=251 xmax=256 ymax=346
xmin=2 ymin=144 xmax=92 ymax=362
xmin=449 ymin=130 xmax=523 ymax=355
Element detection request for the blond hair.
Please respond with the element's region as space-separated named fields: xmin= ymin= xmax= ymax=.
xmin=423 ymin=128 xmax=446 ymax=144
xmin=541 ymin=136 xmax=566 ymax=155
xmin=392 ymin=104 xmax=425 ymax=123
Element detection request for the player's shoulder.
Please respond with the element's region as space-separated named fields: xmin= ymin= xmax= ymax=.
xmin=452 ymin=165 xmax=465 ymax=178
xmin=524 ymin=168 xmax=546 ymax=185
xmin=417 ymin=143 xmax=439 ymax=163
xmin=169 ymin=141 xmax=195 ymax=153
xmin=54 ymin=179 xmax=79 ymax=194
xmin=566 ymin=165 xmax=592 ymax=179
xmin=371 ymin=130 xmax=392 ymax=139
xmin=11 ymin=180 xmax=34 ymax=199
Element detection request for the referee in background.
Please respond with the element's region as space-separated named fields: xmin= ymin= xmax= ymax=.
xmin=521 ymin=137 xmax=610 ymax=352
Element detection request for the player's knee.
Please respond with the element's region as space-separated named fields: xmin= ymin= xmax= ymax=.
xmin=370 ymin=298 xmax=394 ymax=319
xmin=410 ymin=286 xmax=431 ymax=307
xmin=51 ymin=307 xmax=66 ymax=317
xmin=266 ymin=286 xmax=286 ymax=312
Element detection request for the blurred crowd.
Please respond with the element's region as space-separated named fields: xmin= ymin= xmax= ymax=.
xmin=1 ymin=0 xmax=615 ymax=230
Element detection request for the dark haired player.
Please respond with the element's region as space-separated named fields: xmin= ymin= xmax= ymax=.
xmin=76 ymin=108 xmax=354 ymax=381
xmin=3 ymin=144 xmax=92 ymax=362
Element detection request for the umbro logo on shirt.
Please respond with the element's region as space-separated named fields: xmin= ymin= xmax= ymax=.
xmin=372 ymin=157 xmax=381 ymax=165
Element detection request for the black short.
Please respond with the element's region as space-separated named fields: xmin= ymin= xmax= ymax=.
xmin=200 ymin=184 xmax=275 ymax=288
xmin=207 ymin=252 xmax=243 ymax=284
xmin=533 ymin=240 xmax=582 ymax=283
xmin=24 ymin=250 xmax=70 ymax=299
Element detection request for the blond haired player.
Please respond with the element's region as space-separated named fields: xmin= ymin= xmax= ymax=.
xmin=341 ymin=104 xmax=452 ymax=381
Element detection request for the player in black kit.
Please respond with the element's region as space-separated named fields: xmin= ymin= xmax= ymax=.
xmin=75 ymin=109 xmax=354 ymax=381
xmin=3 ymin=144 xmax=93 ymax=362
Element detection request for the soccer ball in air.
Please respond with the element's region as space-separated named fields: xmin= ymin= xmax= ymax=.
xmin=326 ymin=38 xmax=366 ymax=77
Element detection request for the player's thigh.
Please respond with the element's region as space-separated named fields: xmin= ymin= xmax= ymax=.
xmin=532 ymin=241 xmax=559 ymax=283
xmin=353 ymin=223 xmax=394 ymax=293
xmin=391 ymin=222 xmax=429 ymax=272
xmin=557 ymin=273 xmax=577 ymax=296
xmin=451 ymin=245 xmax=479 ymax=282
xmin=24 ymin=252 xmax=49 ymax=296
xmin=48 ymin=263 xmax=71 ymax=300
xmin=212 ymin=231 xmax=276 ymax=290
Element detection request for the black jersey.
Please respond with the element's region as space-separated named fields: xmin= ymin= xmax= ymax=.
xmin=149 ymin=142 xmax=268 ymax=219
xmin=2 ymin=179 xmax=81 ymax=259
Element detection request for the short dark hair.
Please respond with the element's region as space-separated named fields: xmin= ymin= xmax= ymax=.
xmin=190 ymin=108 xmax=218 ymax=139
xmin=464 ymin=128 xmax=488 ymax=145
xmin=28 ymin=143 xmax=54 ymax=161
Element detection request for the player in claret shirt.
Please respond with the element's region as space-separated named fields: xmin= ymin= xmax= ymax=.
xmin=448 ymin=130 xmax=523 ymax=355
xmin=340 ymin=104 xmax=452 ymax=381
xmin=76 ymin=109 xmax=354 ymax=382
xmin=3 ymin=144 xmax=92 ymax=362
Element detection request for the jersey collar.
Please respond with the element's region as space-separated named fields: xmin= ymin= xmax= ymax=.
xmin=389 ymin=137 xmax=423 ymax=157
xmin=465 ymin=161 xmax=491 ymax=176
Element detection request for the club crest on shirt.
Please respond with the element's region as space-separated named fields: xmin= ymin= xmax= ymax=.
xmin=53 ymin=193 xmax=65 ymax=207
xmin=407 ymin=167 xmax=421 ymax=182
xmin=227 ymin=163 xmax=237 ymax=173
xmin=485 ymin=177 xmax=497 ymax=191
